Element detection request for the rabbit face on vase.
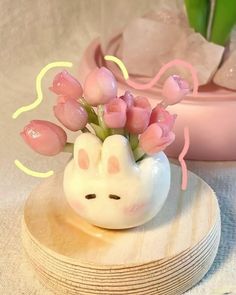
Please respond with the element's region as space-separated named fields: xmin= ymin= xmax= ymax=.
xmin=63 ymin=133 xmax=171 ymax=229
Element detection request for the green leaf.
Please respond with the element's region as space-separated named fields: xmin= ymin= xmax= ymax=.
xmin=185 ymin=0 xmax=210 ymax=38
xmin=90 ymin=123 xmax=109 ymax=141
xmin=210 ymin=0 xmax=236 ymax=45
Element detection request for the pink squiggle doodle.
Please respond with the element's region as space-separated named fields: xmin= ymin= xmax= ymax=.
xmin=105 ymin=56 xmax=197 ymax=191
xmin=178 ymin=127 xmax=190 ymax=190
xmin=124 ymin=59 xmax=196 ymax=191
xmin=126 ymin=59 xmax=198 ymax=96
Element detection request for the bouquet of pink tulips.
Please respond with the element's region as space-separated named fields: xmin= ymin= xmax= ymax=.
xmin=21 ymin=67 xmax=189 ymax=161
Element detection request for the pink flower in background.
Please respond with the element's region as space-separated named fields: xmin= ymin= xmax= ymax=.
xmin=149 ymin=106 xmax=176 ymax=132
xmin=49 ymin=70 xmax=83 ymax=99
xmin=139 ymin=123 xmax=175 ymax=155
xmin=54 ymin=97 xmax=88 ymax=131
xmin=83 ymin=67 xmax=117 ymax=106
xmin=120 ymin=91 xmax=134 ymax=109
xmin=21 ymin=120 xmax=67 ymax=156
xmin=162 ymin=75 xmax=190 ymax=106
xmin=104 ymin=98 xmax=127 ymax=128
xmin=126 ymin=96 xmax=151 ymax=134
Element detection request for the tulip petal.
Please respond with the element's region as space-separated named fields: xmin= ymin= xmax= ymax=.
xmin=50 ymin=71 xmax=83 ymax=99
xmin=126 ymin=107 xmax=150 ymax=134
xmin=120 ymin=91 xmax=134 ymax=109
xmin=139 ymin=123 xmax=175 ymax=155
xmin=54 ymin=98 xmax=88 ymax=131
xmin=148 ymin=132 xmax=175 ymax=155
xmin=125 ymin=96 xmax=151 ymax=134
xmin=84 ymin=67 xmax=117 ymax=106
xmin=103 ymin=98 xmax=127 ymax=128
xmin=150 ymin=106 xmax=176 ymax=132
xmin=162 ymin=75 xmax=190 ymax=106
xmin=134 ymin=96 xmax=151 ymax=111
xmin=21 ymin=120 xmax=67 ymax=156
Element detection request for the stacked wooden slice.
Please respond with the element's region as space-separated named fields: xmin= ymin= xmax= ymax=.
xmin=22 ymin=164 xmax=221 ymax=295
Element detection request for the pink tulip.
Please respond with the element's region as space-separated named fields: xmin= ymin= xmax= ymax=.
xmin=83 ymin=67 xmax=117 ymax=106
xmin=53 ymin=97 xmax=88 ymax=131
xmin=149 ymin=106 xmax=176 ymax=133
xmin=139 ymin=123 xmax=175 ymax=155
xmin=21 ymin=120 xmax=67 ymax=156
xmin=120 ymin=91 xmax=134 ymax=109
xmin=162 ymin=75 xmax=190 ymax=106
xmin=49 ymin=70 xmax=83 ymax=99
xmin=103 ymin=98 xmax=127 ymax=128
xmin=126 ymin=96 xmax=151 ymax=134
xmin=56 ymin=95 xmax=70 ymax=103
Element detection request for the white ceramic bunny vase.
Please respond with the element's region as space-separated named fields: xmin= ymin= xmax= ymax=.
xmin=63 ymin=133 xmax=171 ymax=229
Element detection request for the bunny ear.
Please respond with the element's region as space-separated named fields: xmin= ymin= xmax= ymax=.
xmin=74 ymin=133 xmax=102 ymax=173
xmin=78 ymin=149 xmax=89 ymax=170
xmin=107 ymin=156 xmax=120 ymax=174
xmin=101 ymin=135 xmax=135 ymax=176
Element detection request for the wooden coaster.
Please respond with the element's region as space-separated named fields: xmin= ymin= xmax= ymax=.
xmin=22 ymin=164 xmax=221 ymax=294
xmin=22 ymin=221 xmax=220 ymax=290
xmin=29 ymin=250 xmax=218 ymax=295
xmin=23 ymin=227 xmax=219 ymax=292
xmin=22 ymin=219 xmax=219 ymax=278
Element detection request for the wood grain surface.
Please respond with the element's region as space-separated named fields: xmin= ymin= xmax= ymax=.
xmin=22 ymin=164 xmax=221 ymax=295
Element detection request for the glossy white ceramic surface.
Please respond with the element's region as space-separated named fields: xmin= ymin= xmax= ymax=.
xmin=63 ymin=133 xmax=170 ymax=229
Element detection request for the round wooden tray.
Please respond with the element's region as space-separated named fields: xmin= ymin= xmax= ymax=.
xmin=22 ymin=164 xmax=221 ymax=295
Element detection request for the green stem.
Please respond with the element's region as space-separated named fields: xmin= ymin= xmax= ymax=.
xmin=63 ymin=142 xmax=74 ymax=153
xmin=97 ymin=105 xmax=107 ymax=129
xmin=110 ymin=128 xmax=125 ymax=135
xmin=129 ymin=134 xmax=139 ymax=150
xmin=97 ymin=105 xmax=110 ymax=138
xmin=136 ymin=154 xmax=146 ymax=163
xmin=81 ymin=127 xmax=90 ymax=133
xmin=79 ymin=97 xmax=99 ymax=124
xmin=133 ymin=146 xmax=146 ymax=162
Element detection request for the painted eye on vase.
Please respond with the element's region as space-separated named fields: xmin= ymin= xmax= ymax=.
xmin=85 ymin=194 xmax=96 ymax=200
xmin=109 ymin=194 xmax=121 ymax=200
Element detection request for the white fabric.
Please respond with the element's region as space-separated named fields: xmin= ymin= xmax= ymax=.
xmin=0 ymin=0 xmax=235 ymax=294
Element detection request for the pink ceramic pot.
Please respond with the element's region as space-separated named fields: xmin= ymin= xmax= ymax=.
xmin=78 ymin=38 xmax=236 ymax=160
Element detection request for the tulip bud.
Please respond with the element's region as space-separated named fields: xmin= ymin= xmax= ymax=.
xmin=120 ymin=91 xmax=134 ymax=109
xmin=21 ymin=120 xmax=67 ymax=156
xmin=53 ymin=97 xmax=88 ymax=131
xmin=126 ymin=96 xmax=151 ymax=134
xmin=149 ymin=106 xmax=176 ymax=132
xmin=49 ymin=70 xmax=83 ymax=99
xmin=162 ymin=75 xmax=190 ymax=106
xmin=103 ymin=98 xmax=127 ymax=128
xmin=139 ymin=123 xmax=175 ymax=155
xmin=84 ymin=67 xmax=117 ymax=106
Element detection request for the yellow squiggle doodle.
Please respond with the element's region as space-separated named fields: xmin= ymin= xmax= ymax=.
xmin=13 ymin=61 xmax=73 ymax=177
xmin=14 ymin=159 xmax=54 ymax=178
xmin=12 ymin=61 xmax=73 ymax=119
xmin=104 ymin=55 xmax=129 ymax=80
